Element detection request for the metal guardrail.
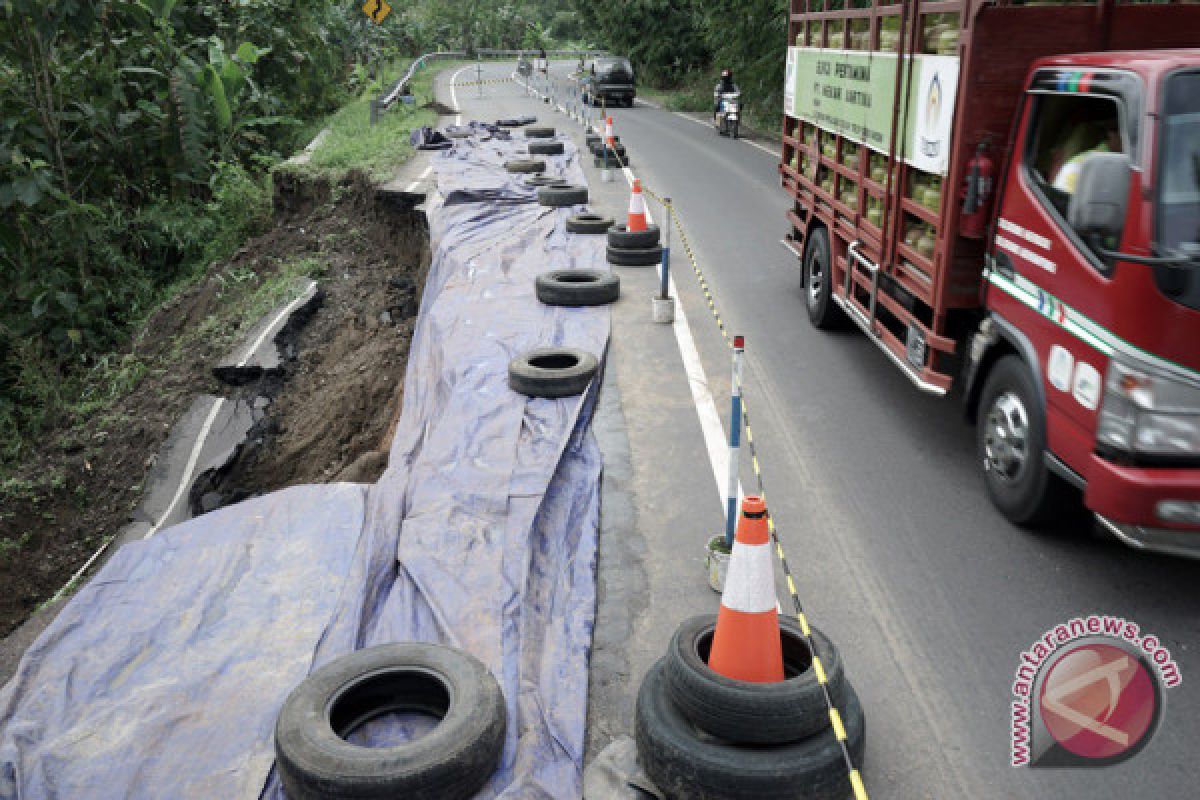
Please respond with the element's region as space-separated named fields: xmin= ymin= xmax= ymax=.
xmin=371 ymin=51 xmax=466 ymax=126
xmin=370 ymin=49 xmax=611 ymax=125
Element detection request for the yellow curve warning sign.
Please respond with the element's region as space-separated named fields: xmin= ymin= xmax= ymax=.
xmin=362 ymin=0 xmax=391 ymax=24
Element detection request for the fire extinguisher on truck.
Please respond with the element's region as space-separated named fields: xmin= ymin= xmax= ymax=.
xmin=959 ymin=139 xmax=994 ymax=240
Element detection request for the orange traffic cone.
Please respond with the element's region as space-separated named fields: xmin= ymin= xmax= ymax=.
xmin=707 ymin=496 xmax=784 ymax=683
xmin=605 ymin=116 xmax=615 ymax=148
xmin=627 ymin=180 xmax=648 ymax=232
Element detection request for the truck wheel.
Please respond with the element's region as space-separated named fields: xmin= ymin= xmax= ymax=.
xmin=803 ymin=227 xmax=845 ymax=330
xmin=731 ymin=120 xmax=740 ymax=139
xmin=977 ymin=355 xmax=1073 ymax=527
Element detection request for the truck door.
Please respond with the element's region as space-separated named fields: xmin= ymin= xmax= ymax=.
xmin=986 ymin=70 xmax=1140 ymax=475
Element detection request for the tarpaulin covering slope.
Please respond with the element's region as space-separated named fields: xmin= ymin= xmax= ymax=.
xmin=1 ymin=130 xmax=609 ymax=799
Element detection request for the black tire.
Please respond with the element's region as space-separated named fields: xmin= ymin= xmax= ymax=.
xmin=663 ymin=614 xmax=846 ymax=744
xmin=528 ymin=140 xmax=564 ymax=156
xmin=803 ymin=226 xmax=846 ymax=330
xmin=594 ymin=155 xmax=631 ymax=168
xmin=504 ymin=159 xmax=546 ymax=174
xmin=731 ymin=120 xmax=740 ymax=139
xmin=636 ymin=661 xmax=865 ymax=800
xmin=524 ymin=175 xmax=561 ymax=187
xmin=525 ymin=126 xmax=555 ymax=138
xmin=977 ymin=355 xmax=1074 ymax=527
xmin=607 ymin=244 xmax=663 ymax=267
xmin=537 ymin=183 xmax=589 ymax=207
xmin=592 ymin=143 xmax=626 ymax=158
xmin=274 ymin=643 xmax=505 ymax=800
xmin=508 ymin=347 xmax=599 ymax=398
xmin=607 ymin=224 xmax=660 ymax=250
xmin=566 ymin=213 xmax=614 ymax=234
xmin=535 ymin=269 xmax=620 ymax=306
xmin=585 ymin=134 xmax=601 ymax=148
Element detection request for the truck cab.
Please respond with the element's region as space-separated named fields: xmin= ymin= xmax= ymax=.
xmin=982 ymin=51 xmax=1200 ymax=555
xmin=779 ymin=0 xmax=1200 ymax=556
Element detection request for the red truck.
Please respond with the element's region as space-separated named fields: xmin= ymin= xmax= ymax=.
xmin=780 ymin=0 xmax=1200 ymax=556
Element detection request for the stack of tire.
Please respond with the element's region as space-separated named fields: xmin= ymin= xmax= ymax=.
xmin=606 ymin=221 xmax=662 ymax=267
xmin=586 ymin=132 xmax=628 ymax=167
xmin=635 ymin=614 xmax=866 ymax=800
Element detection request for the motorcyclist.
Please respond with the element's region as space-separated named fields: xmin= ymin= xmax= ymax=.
xmin=714 ymin=68 xmax=739 ymax=116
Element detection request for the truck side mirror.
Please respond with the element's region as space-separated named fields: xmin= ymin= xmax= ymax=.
xmin=1068 ymin=152 xmax=1132 ymax=240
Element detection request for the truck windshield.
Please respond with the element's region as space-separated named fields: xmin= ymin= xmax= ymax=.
xmin=1158 ymin=70 xmax=1200 ymax=259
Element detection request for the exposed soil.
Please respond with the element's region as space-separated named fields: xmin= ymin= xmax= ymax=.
xmin=0 ymin=170 xmax=429 ymax=642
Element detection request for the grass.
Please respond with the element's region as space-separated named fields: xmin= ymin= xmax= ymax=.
xmin=287 ymin=58 xmax=471 ymax=183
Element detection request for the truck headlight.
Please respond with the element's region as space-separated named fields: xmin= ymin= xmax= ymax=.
xmin=1097 ymin=355 xmax=1200 ymax=458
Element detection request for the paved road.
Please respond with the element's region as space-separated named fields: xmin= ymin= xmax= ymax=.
xmin=439 ymin=62 xmax=1200 ymax=798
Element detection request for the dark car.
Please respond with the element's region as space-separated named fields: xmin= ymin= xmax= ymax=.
xmin=579 ymin=56 xmax=636 ymax=108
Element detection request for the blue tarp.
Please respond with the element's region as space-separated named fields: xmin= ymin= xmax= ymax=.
xmin=1 ymin=129 xmax=608 ymax=800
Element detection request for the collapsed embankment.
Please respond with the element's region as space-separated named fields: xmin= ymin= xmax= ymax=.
xmin=0 ymin=169 xmax=429 ymax=654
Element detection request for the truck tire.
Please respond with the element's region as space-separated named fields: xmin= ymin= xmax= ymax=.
xmin=508 ymin=347 xmax=599 ymax=398
xmin=663 ymin=614 xmax=846 ymax=744
xmin=525 ymin=126 xmax=556 ymax=138
xmin=535 ymin=269 xmax=620 ymax=306
xmin=528 ymin=140 xmax=564 ymax=156
xmin=274 ymin=643 xmax=505 ymax=800
xmin=636 ymin=661 xmax=865 ymax=800
xmin=566 ymin=213 xmax=614 ymax=234
xmin=524 ymin=175 xmax=561 ymax=187
xmin=607 ymin=224 xmax=660 ymax=250
xmin=803 ymin=227 xmax=846 ymax=330
xmin=537 ymin=183 xmax=589 ymax=207
xmin=505 ymin=159 xmax=546 ymax=174
xmin=977 ymin=355 xmax=1074 ymax=527
xmin=607 ymin=244 xmax=662 ymax=267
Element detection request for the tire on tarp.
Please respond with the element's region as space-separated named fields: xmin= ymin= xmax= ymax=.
xmin=528 ymin=140 xmax=565 ymax=156
xmin=537 ymin=183 xmax=589 ymax=207
xmin=635 ymin=660 xmax=865 ymax=800
xmin=566 ymin=213 xmax=614 ymax=234
xmin=505 ymin=159 xmax=546 ymax=174
xmin=663 ymin=614 xmax=847 ymax=744
xmin=275 ymin=643 xmax=505 ymax=800
xmin=508 ymin=347 xmax=599 ymax=398
xmin=525 ymin=126 xmax=556 ymax=138
xmin=535 ymin=269 xmax=620 ymax=307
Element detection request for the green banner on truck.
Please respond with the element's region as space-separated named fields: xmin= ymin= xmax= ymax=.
xmin=784 ymin=47 xmax=960 ymax=175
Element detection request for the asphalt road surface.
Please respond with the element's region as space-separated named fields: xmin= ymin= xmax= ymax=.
xmin=436 ymin=61 xmax=1199 ymax=799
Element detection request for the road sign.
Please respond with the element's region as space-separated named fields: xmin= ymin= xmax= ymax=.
xmin=362 ymin=0 xmax=391 ymax=24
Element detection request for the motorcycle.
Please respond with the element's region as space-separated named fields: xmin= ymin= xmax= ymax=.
xmin=714 ymin=91 xmax=741 ymax=139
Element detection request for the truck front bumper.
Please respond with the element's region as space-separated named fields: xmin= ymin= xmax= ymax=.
xmin=1086 ymin=455 xmax=1200 ymax=559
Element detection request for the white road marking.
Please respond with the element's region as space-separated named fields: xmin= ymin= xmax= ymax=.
xmin=405 ymin=166 xmax=432 ymax=193
xmin=619 ymin=165 xmax=744 ymax=514
xmin=449 ymin=64 xmax=472 ymax=126
xmin=49 ymin=280 xmax=319 ymax=604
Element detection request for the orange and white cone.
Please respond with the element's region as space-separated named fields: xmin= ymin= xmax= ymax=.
xmin=707 ymin=496 xmax=784 ymax=683
xmin=605 ymin=116 xmax=615 ymax=148
xmin=627 ymin=180 xmax=648 ymax=232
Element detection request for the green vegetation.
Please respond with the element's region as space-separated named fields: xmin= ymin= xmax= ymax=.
xmin=575 ymin=0 xmax=788 ymax=132
xmin=0 ymin=0 xmax=568 ymax=472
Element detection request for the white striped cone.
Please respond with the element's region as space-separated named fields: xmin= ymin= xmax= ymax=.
xmin=627 ymin=180 xmax=648 ymax=232
xmin=708 ymin=496 xmax=784 ymax=682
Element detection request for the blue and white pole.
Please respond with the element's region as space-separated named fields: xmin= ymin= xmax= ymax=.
xmin=724 ymin=335 xmax=745 ymax=548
